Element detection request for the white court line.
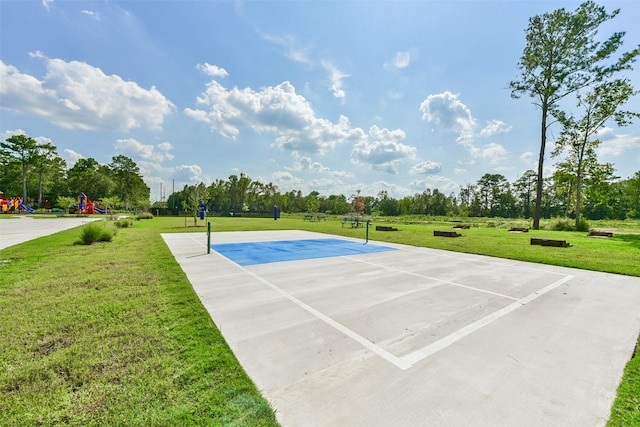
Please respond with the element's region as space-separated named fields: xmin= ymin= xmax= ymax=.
xmin=346 ymin=256 xmax=520 ymax=301
xmin=230 ymin=259 xmax=413 ymax=370
xmin=182 ymin=234 xmax=574 ymax=370
xmin=401 ymin=274 xmax=574 ymax=366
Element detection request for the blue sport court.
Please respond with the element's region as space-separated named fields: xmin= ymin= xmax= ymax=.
xmin=210 ymin=238 xmax=397 ymax=266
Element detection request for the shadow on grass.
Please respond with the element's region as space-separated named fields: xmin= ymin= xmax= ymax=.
xmin=613 ymin=234 xmax=640 ymax=249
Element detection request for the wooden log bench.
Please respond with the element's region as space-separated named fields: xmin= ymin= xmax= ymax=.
xmin=376 ymin=225 xmax=398 ymax=231
xmin=588 ymin=230 xmax=613 ymax=237
xmin=434 ymin=230 xmax=462 ymax=238
xmin=453 ymin=224 xmax=470 ymax=229
xmin=509 ymin=227 xmax=529 ymax=232
xmin=530 ymin=238 xmax=571 ymax=247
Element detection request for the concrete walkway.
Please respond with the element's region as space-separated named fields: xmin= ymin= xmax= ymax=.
xmin=163 ymin=230 xmax=640 ymax=427
xmin=0 ymin=216 xmax=101 ymax=250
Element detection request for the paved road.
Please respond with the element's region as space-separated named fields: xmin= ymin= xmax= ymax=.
xmin=0 ymin=216 xmax=101 ymax=250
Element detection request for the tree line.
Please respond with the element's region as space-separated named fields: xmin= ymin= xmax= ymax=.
xmin=166 ymin=168 xmax=640 ymax=221
xmin=0 ymin=134 xmax=150 ymax=211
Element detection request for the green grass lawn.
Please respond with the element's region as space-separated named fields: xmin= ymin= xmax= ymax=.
xmin=0 ymin=214 xmax=638 ymax=425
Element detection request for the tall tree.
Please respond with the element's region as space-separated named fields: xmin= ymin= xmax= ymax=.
xmin=109 ymin=155 xmax=148 ymax=210
xmin=513 ymin=170 xmax=537 ymax=218
xmin=509 ymin=1 xmax=639 ymax=229
xmin=67 ymin=158 xmax=114 ymax=200
xmin=32 ymin=141 xmax=65 ymax=207
xmin=553 ymin=79 xmax=638 ymax=228
xmin=1 ymin=134 xmax=39 ymax=201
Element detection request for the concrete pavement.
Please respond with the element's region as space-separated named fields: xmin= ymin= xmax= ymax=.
xmin=163 ymin=230 xmax=640 ymax=427
xmin=0 ymin=216 xmax=101 ymax=250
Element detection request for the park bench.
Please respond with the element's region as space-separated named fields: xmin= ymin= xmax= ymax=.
xmin=303 ymin=214 xmax=314 ymax=221
xmin=588 ymin=230 xmax=613 ymax=238
xmin=376 ymin=225 xmax=398 ymax=231
xmin=342 ymin=217 xmax=362 ymax=228
xmin=509 ymin=227 xmax=529 ymax=232
xmin=530 ymin=238 xmax=571 ymax=247
xmin=434 ymin=230 xmax=462 ymax=238
xmin=453 ymin=224 xmax=470 ymax=229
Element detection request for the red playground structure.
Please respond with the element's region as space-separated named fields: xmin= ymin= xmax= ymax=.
xmin=78 ymin=193 xmax=105 ymax=214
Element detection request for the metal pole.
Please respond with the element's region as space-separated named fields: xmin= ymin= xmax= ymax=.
xmin=207 ymin=221 xmax=211 ymax=254
xmin=365 ymin=219 xmax=371 ymax=244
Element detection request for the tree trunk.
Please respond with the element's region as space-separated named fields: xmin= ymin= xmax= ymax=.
xmin=533 ymin=104 xmax=548 ymax=230
xmin=22 ymin=162 xmax=28 ymax=202
xmin=575 ymin=143 xmax=586 ymax=230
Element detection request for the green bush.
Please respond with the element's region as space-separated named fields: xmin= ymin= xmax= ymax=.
xmin=136 ymin=212 xmax=154 ymax=220
xmin=114 ymin=218 xmax=133 ymax=228
xmin=77 ymin=221 xmax=115 ymax=245
xmin=548 ymin=217 xmax=590 ymax=232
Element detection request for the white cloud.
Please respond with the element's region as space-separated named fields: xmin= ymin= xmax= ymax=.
xmin=185 ymin=79 xmax=360 ymax=154
xmin=114 ymin=138 xmax=174 ymax=163
xmin=287 ymin=151 xmax=330 ymax=173
xmin=81 ymin=10 xmax=101 ymax=20
xmin=351 ymin=126 xmax=417 ymax=174
xmin=481 ymin=142 xmax=507 ymax=164
xmin=410 ymin=175 xmax=459 ymax=193
xmin=321 ymin=61 xmax=348 ymax=99
xmin=1 ymin=128 xmax=26 ymax=140
xmin=0 ymin=57 xmax=175 ymax=131
xmin=259 ymin=32 xmax=312 ymax=66
xmin=196 ymin=63 xmax=229 ymax=78
xmin=410 ymin=160 xmax=442 ymax=174
xmin=42 ymin=0 xmax=53 ymax=11
xmin=419 ymin=91 xmax=475 ymax=134
xmin=394 ymin=51 xmax=411 ymax=69
xmin=598 ymin=133 xmax=640 ymax=156
xmin=520 ymin=151 xmax=534 ymax=164
xmin=176 ymin=164 xmax=203 ymax=183
xmin=480 ymin=120 xmax=511 ymax=137
xmin=419 ymin=91 xmax=482 ymax=156
xmin=63 ymin=149 xmax=85 ymax=167
xmin=271 ymin=171 xmax=305 ymax=192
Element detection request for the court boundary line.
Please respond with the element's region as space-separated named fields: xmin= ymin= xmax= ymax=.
xmin=179 ymin=232 xmax=575 ymax=370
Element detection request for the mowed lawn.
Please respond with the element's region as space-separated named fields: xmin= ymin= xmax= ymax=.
xmin=0 ymin=215 xmax=638 ymax=426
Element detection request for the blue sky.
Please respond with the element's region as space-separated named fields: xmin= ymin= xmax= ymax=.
xmin=1 ymin=0 xmax=639 ymax=202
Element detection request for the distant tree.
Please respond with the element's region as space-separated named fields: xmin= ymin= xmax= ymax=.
xmin=476 ymin=173 xmax=510 ymax=217
xmin=109 ymin=155 xmax=149 ymax=210
xmin=349 ymin=190 xmax=365 ymax=215
xmin=56 ymin=196 xmax=76 ymax=214
xmin=32 ymin=141 xmax=65 ymax=208
xmin=67 ymin=158 xmax=115 ymax=200
xmin=509 ymin=1 xmax=640 ymax=229
xmin=305 ymin=191 xmax=320 ymax=214
xmin=512 ymin=170 xmax=537 ymax=218
xmin=553 ymin=79 xmax=638 ymax=228
xmin=377 ymin=191 xmax=399 ymax=216
xmin=1 ymin=134 xmax=39 ymax=201
xmin=619 ymin=171 xmax=640 ymax=219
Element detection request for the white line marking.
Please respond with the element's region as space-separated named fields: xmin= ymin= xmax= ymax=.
xmin=238 ymin=264 xmax=413 ymax=370
xmin=401 ymin=274 xmax=574 ymax=366
xmin=182 ymin=233 xmax=575 ymax=370
xmin=346 ymin=256 xmax=520 ymax=301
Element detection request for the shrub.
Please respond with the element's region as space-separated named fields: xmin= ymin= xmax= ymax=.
xmin=77 ymin=221 xmax=115 ymax=245
xmin=548 ymin=218 xmax=589 ymax=232
xmin=136 ymin=212 xmax=154 ymax=220
xmin=114 ymin=219 xmax=133 ymax=228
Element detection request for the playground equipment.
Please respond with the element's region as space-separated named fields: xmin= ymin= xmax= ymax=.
xmin=0 ymin=190 xmax=35 ymax=213
xmin=77 ymin=193 xmax=105 ymax=214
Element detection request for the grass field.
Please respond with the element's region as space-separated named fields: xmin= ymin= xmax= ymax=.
xmin=0 ymin=214 xmax=638 ymax=425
